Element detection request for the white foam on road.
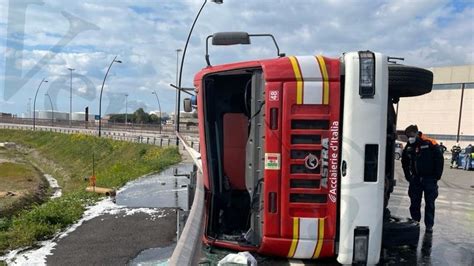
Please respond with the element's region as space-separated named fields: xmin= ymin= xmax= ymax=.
xmin=0 ymin=197 xmax=168 ymax=265
xmin=44 ymin=174 xmax=62 ymax=199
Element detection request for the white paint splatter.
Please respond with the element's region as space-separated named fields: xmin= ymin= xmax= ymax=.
xmin=0 ymin=197 xmax=168 ymax=265
xmin=44 ymin=174 xmax=62 ymax=199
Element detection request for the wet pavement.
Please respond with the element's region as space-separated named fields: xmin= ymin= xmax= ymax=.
xmin=115 ymin=163 xmax=193 ymax=210
xmin=385 ymin=161 xmax=473 ymax=265
xmin=202 ymin=161 xmax=474 ymax=265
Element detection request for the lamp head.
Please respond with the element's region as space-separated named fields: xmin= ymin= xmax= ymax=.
xmin=211 ymin=0 xmax=223 ymax=4
xmin=115 ymin=60 xmax=122 ymax=63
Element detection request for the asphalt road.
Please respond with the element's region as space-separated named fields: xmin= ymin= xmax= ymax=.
xmin=46 ymin=209 xmax=177 ymax=266
xmin=203 ymin=161 xmax=474 ymax=265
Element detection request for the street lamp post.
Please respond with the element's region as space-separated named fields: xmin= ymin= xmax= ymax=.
xmin=152 ymin=90 xmax=162 ymax=134
xmin=27 ymin=98 xmax=31 ymax=119
xmin=33 ymin=78 xmax=48 ymax=130
xmin=45 ymin=93 xmax=54 ymax=126
xmin=175 ymin=0 xmax=223 ymax=145
xmin=125 ymin=93 xmax=128 ymax=128
xmin=98 ymin=55 xmax=122 ymax=137
xmin=68 ymin=67 xmax=74 ymax=127
xmin=174 ymin=49 xmax=182 ymax=131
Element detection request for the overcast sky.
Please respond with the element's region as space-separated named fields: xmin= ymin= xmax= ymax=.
xmin=0 ymin=0 xmax=473 ymax=116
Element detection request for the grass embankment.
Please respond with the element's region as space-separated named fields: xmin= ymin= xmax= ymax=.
xmin=0 ymin=129 xmax=180 ymax=254
xmin=0 ymin=158 xmax=46 ymax=217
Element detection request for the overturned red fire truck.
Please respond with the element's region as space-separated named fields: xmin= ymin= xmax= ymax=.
xmin=182 ymin=32 xmax=433 ymax=264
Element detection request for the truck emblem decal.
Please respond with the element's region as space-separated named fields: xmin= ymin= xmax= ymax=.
xmin=265 ymin=153 xmax=281 ymax=170
xmin=304 ymin=153 xmax=319 ymax=170
xmin=269 ymin=90 xmax=279 ymax=101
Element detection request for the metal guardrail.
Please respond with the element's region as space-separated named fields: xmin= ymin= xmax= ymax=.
xmin=169 ymin=171 xmax=204 ymax=265
xmin=0 ymin=123 xmax=200 ymax=150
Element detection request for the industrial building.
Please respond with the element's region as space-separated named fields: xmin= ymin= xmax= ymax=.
xmin=397 ymin=65 xmax=473 ymax=148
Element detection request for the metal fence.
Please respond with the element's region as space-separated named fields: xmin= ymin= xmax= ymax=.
xmin=0 ymin=123 xmax=200 ymax=150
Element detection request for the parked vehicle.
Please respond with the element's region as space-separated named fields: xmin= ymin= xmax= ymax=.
xmin=395 ymin=142 xmax=404 ymax=160
xmin=182 ymin=32 xmax=432 ymax=265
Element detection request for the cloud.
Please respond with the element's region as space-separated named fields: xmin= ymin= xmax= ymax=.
xmin=1 ymin=0 xmax=473 ymax=116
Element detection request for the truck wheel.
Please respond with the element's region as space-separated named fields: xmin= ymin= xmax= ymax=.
xmin=382 ymin=216 xmax=420 ymax=247
xmin=388 ymin=64 xmax=433 ymax=97
xmin=394 ymin=153 xmax=401 ymax=160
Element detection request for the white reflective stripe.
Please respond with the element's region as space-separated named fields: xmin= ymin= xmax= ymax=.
xmin=295 ymin=56 xmax=324 ymax=104
xmin=303 ymin=81 xmax=323 ymax=104
xmin=295 ymin=56 xmax=322 ymax=81
xmin=293 ymin=239 xmax=317 ymax=258
xmin=293 ymin=218 xmax=318 ymax=258
xmin=298 ymin=217 xmax=318 ymax=239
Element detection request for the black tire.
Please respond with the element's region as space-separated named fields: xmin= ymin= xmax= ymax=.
xmin=383 ymin=216 xmax=420 ymax=247
xmin=388 ymin=64 xmax=433 ymax=97
xmin=394 ymin=153 xmax=401 ymax=160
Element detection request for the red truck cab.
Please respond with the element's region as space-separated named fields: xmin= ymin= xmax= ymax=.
xmin=187 ymin=49 xmax=432 ymax=264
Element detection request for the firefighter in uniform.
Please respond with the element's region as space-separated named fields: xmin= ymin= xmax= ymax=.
xmin=401 ymin=125 xmax=444 ymax=233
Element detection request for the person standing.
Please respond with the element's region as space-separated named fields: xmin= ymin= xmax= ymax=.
xmin=401 ymin=125 xmax=444 ymax=233
xmin=450 ymin=143 xmax=461 ymax=168
xmin=439 ymin=142 xmax=447 ymax=154
xmin=464 ymin=144 xmax=473 ymax=170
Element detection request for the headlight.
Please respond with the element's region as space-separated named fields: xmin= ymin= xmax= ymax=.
xmin=359 ymin=51 xmax=375 ymax=98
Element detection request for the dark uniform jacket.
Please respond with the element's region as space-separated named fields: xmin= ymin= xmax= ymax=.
xmin=401 ymin=135 xmax=444 ymax=180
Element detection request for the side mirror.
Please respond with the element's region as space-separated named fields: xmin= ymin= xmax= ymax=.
xmin=183 ymin=98 xmax=192 ymax=112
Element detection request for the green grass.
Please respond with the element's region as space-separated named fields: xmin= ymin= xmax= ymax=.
xmin=0 ymin=129 xmax=180 ymax=254
xmin=0 ymin=162 xmax=36 ymax=178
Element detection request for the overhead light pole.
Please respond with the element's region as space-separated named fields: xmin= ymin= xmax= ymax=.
xmin=45 ymin=93 xmax=54 ymax=127
xmin=98 ymin=55 xmax=122 ymax=137
xmin=174 ymin=48 xmax=182 ymax=130
xmin=175 ymin=0 xmax=224 ymax=145
xmin=33 ymin=78 xmax=48 ymax=130
xmin=125 ymin=93 xmax=128 ymax=127
xmin=68 ymin=67 xmax=74 ymax=127
xmin=27 ymin=98 xmax=31 ymax=119
xmin=152 ymin=90 xmax=162 ymax=134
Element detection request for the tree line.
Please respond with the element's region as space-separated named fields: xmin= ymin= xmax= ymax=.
xmin=108 ymin=108 xmax=169 ymax=124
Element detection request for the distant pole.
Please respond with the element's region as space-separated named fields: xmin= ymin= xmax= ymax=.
xmin=98 ymin=56 xmax=122 ymax=137
xmin=45 ymin=93 xmax=54 ymax=126
xmin=125 ymin=93 xmax=128 ymax=127
xmin=27 ymin=98 xmax=32 ymax=118
xmin=33 ymin=78 xmax=48 ymax=130
xmin=152 ymin=90 xmax=162 ymax=134
xmin=456 ymin=83 xmax=465 ymax=143
xmin=68 ymin=67 xmax=74 ymax=127
xmin=174 ymin=48 xmax=182 ymax=136
xmin=175 ymin=0 xmax=224 ymax=146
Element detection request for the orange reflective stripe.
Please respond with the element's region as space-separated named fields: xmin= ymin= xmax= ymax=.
xmin=289 ymin=56 xmax=303 ymax=104
xmin=316 ymin=55 xmax=329 ymax=104
xmin=288 ymin=217 xmax=300 ymax=257
xmin=312 ymin=218 xmax=325 ymax=258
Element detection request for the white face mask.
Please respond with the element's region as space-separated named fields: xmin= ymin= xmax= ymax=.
xmin=408 ymin=137 xmax=416 ymax=144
